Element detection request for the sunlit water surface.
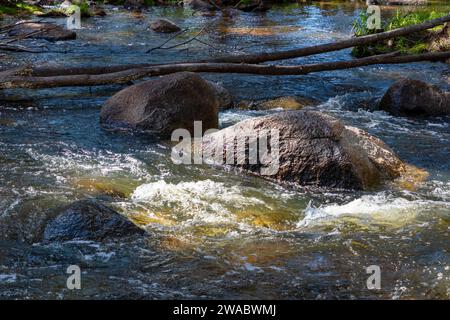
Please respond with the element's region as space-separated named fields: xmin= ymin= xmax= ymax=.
xmin=0 ymin=2 xmax=449 ymax=299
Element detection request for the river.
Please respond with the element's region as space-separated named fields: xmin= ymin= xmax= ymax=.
xmin=0 ymin=1 xmax=449 ymax=299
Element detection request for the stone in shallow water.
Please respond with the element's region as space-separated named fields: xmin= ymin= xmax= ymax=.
xmin=218 ymin=25 xmax=301 ymax=36
xmin=43 ymin=200 xmax=145 ymax=242
xmin=100 ymin=72 xmax=219 ymax=135
xmin=8 ymin=22 xmax=76 ymax=42
xmin=237 ymin=96 xmax=316 ymax=111
xmin=150 ymin=19 xmax=181 ymax=33
xmin=380 ymin=79 xmax=450 ymax=117
xmin=202 ymin=110 xmax=407 ymax=190
xmin=73 ymin=177 xmax=139 ymax=198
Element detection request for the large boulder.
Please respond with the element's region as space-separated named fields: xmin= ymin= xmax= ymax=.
xmin=380 ymin=79 xmax=450 ymax=117
xmin=150 ymin=19 xmax=181 ymax=33
xmin=43 ymin=200 xmax=145 ymax=242
xmin=8 ymin=22 xmax=76 ymax=42
xmin=202 ymin=110 xmax=406 ymax=190
xmin=100 ymin=72 xmax=220 ymax=135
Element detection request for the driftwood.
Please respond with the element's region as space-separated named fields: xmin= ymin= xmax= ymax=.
xmin=0 ymin=14 xmax=449 ymax=89
xmin=20 ymin=13 xmax=450 ymax=78
xmin=1 ymin=51 xmax=449 ymax=89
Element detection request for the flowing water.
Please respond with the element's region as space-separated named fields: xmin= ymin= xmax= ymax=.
xmin=0 ymin=1 xmax=449 ymax=299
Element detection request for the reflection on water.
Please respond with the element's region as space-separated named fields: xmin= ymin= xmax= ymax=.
xmin=0 ymin=1 xmax=449 ymax=299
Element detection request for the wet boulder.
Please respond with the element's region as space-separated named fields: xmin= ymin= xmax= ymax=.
xmin=43 ymin=200 xmax=145 ymax=242
xmin=100 ymin=72 xmax=219 ymax=135
xmin=8 ymin=22 xmax=76 ymax=42
xmin=183 ymin=0 xmax=215 ymax=11
xmin=206 ymin=80 xmax=234 ymax=110
xmin=202 ymin=110 xmax=406 ymax=190
xmin=150 ymin=19 xmax=181 ymax=33
xmin=380 ymin=79 xmax=450 ymax=117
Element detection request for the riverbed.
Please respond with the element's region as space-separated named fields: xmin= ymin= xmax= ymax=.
xmin=0 ymin=1 xmax=449 ymax=299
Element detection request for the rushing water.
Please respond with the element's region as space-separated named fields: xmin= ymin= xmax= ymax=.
xmin=0 ymin=2 xmax=449 ymax=299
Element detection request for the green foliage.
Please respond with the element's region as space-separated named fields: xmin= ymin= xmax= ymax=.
xmin=352 ymin=9 xmax=375 ymax=37
xmin=69 ymin=0 xmax=92 ymax=17
xmin=0 ymin=2 xmax=40 ymax=15
xmin=385 ymin=9 xmax=447 ymax=31
xmin=352 ymin=9 xmax=449 ymax=57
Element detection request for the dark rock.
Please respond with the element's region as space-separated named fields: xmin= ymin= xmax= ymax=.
xmin=183 ymin=0 xmax=215 ymax=11
xmin=238 ymin=0 xmax=272 ymax=12
xmin=150 ymin=19 xmax=181 ymax=33
xmin=100 ymin=72 xmax=219 ymax=135
xmin=36 ymin=10 xmax=69 ymax=18
xmin=380 ymin=79 xmax=450 ymax=117
xmin=206 ymin=80 xmax=234 ymax=110
xmin=123 ymin=0 xmax=144 ymax=11
xmin=8 ymin=22 xmax=76 ymax=42
xmin=93 ymin=9 xmax=107 ymax=17
xmin=43 ymin=200 xmax=145 ymax=242
xmin=202 ymin=110 xmax=406 ymax=190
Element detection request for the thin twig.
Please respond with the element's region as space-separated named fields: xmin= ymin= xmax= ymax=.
xmin=150 ymin=27 xmax=206 ymax=51
xmin=146 ymin=28 xmax=189 ymax=53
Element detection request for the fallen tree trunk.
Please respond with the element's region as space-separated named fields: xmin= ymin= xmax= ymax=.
xmin=1 ymin=51 xmax=449 ymax=89
xmin=201 ymin=14 xmax=450 ymax=64
xmin=24 ymin=13 xmax=450 ymax=78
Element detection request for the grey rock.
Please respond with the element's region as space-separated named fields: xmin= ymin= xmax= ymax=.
xmin=202 ymin=110 xmax=406 ymax=190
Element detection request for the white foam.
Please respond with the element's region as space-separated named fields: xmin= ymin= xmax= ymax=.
xmin=0 ymin=274 xmax=17 ymax=283
xmin=297 ymin=193 xmax=447 ymax=228
xmin=131 ymin=179 xmax=265 ymax=224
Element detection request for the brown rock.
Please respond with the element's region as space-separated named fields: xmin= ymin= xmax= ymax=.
xmin=237 ymin=96 xmax=316 ymax=111
xmin=150 ymin=19 xmax=181 ymax=33
xmin=206 ymin=80 xmax=233 ymax=110
xmin=8 ymin=22 xmax=76 ymax=42
xmin=100 ymin=72 xmax=219 ymax=135
xmin=380 ymin=79 xmax=450 ymax=117
xmin=202 ymin=111 xmax=406 ymax=190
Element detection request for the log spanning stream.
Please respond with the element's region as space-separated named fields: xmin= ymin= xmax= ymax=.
xmin=0 ymin=2 xmax=449 ymax=299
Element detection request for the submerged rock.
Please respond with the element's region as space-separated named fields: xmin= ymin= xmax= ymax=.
xmin=73 ymin=177 xmax=139 ymax=198
xmin=43 ymin=200 xmax=145 ymax=242
xmin=8 ymin=22 xmax=76 ymax=42
xmin=100 ymin=72 xmax=219 ymax=135
xmin=380 ymin=79 xmax=450 ymax=117
xmin=366 ymin=0 xmax=427 ymax=4
xmin=150 ymin=19 xmax=181 ymax=33
xmin=202 ymin=110 xmax=406 ymax=190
